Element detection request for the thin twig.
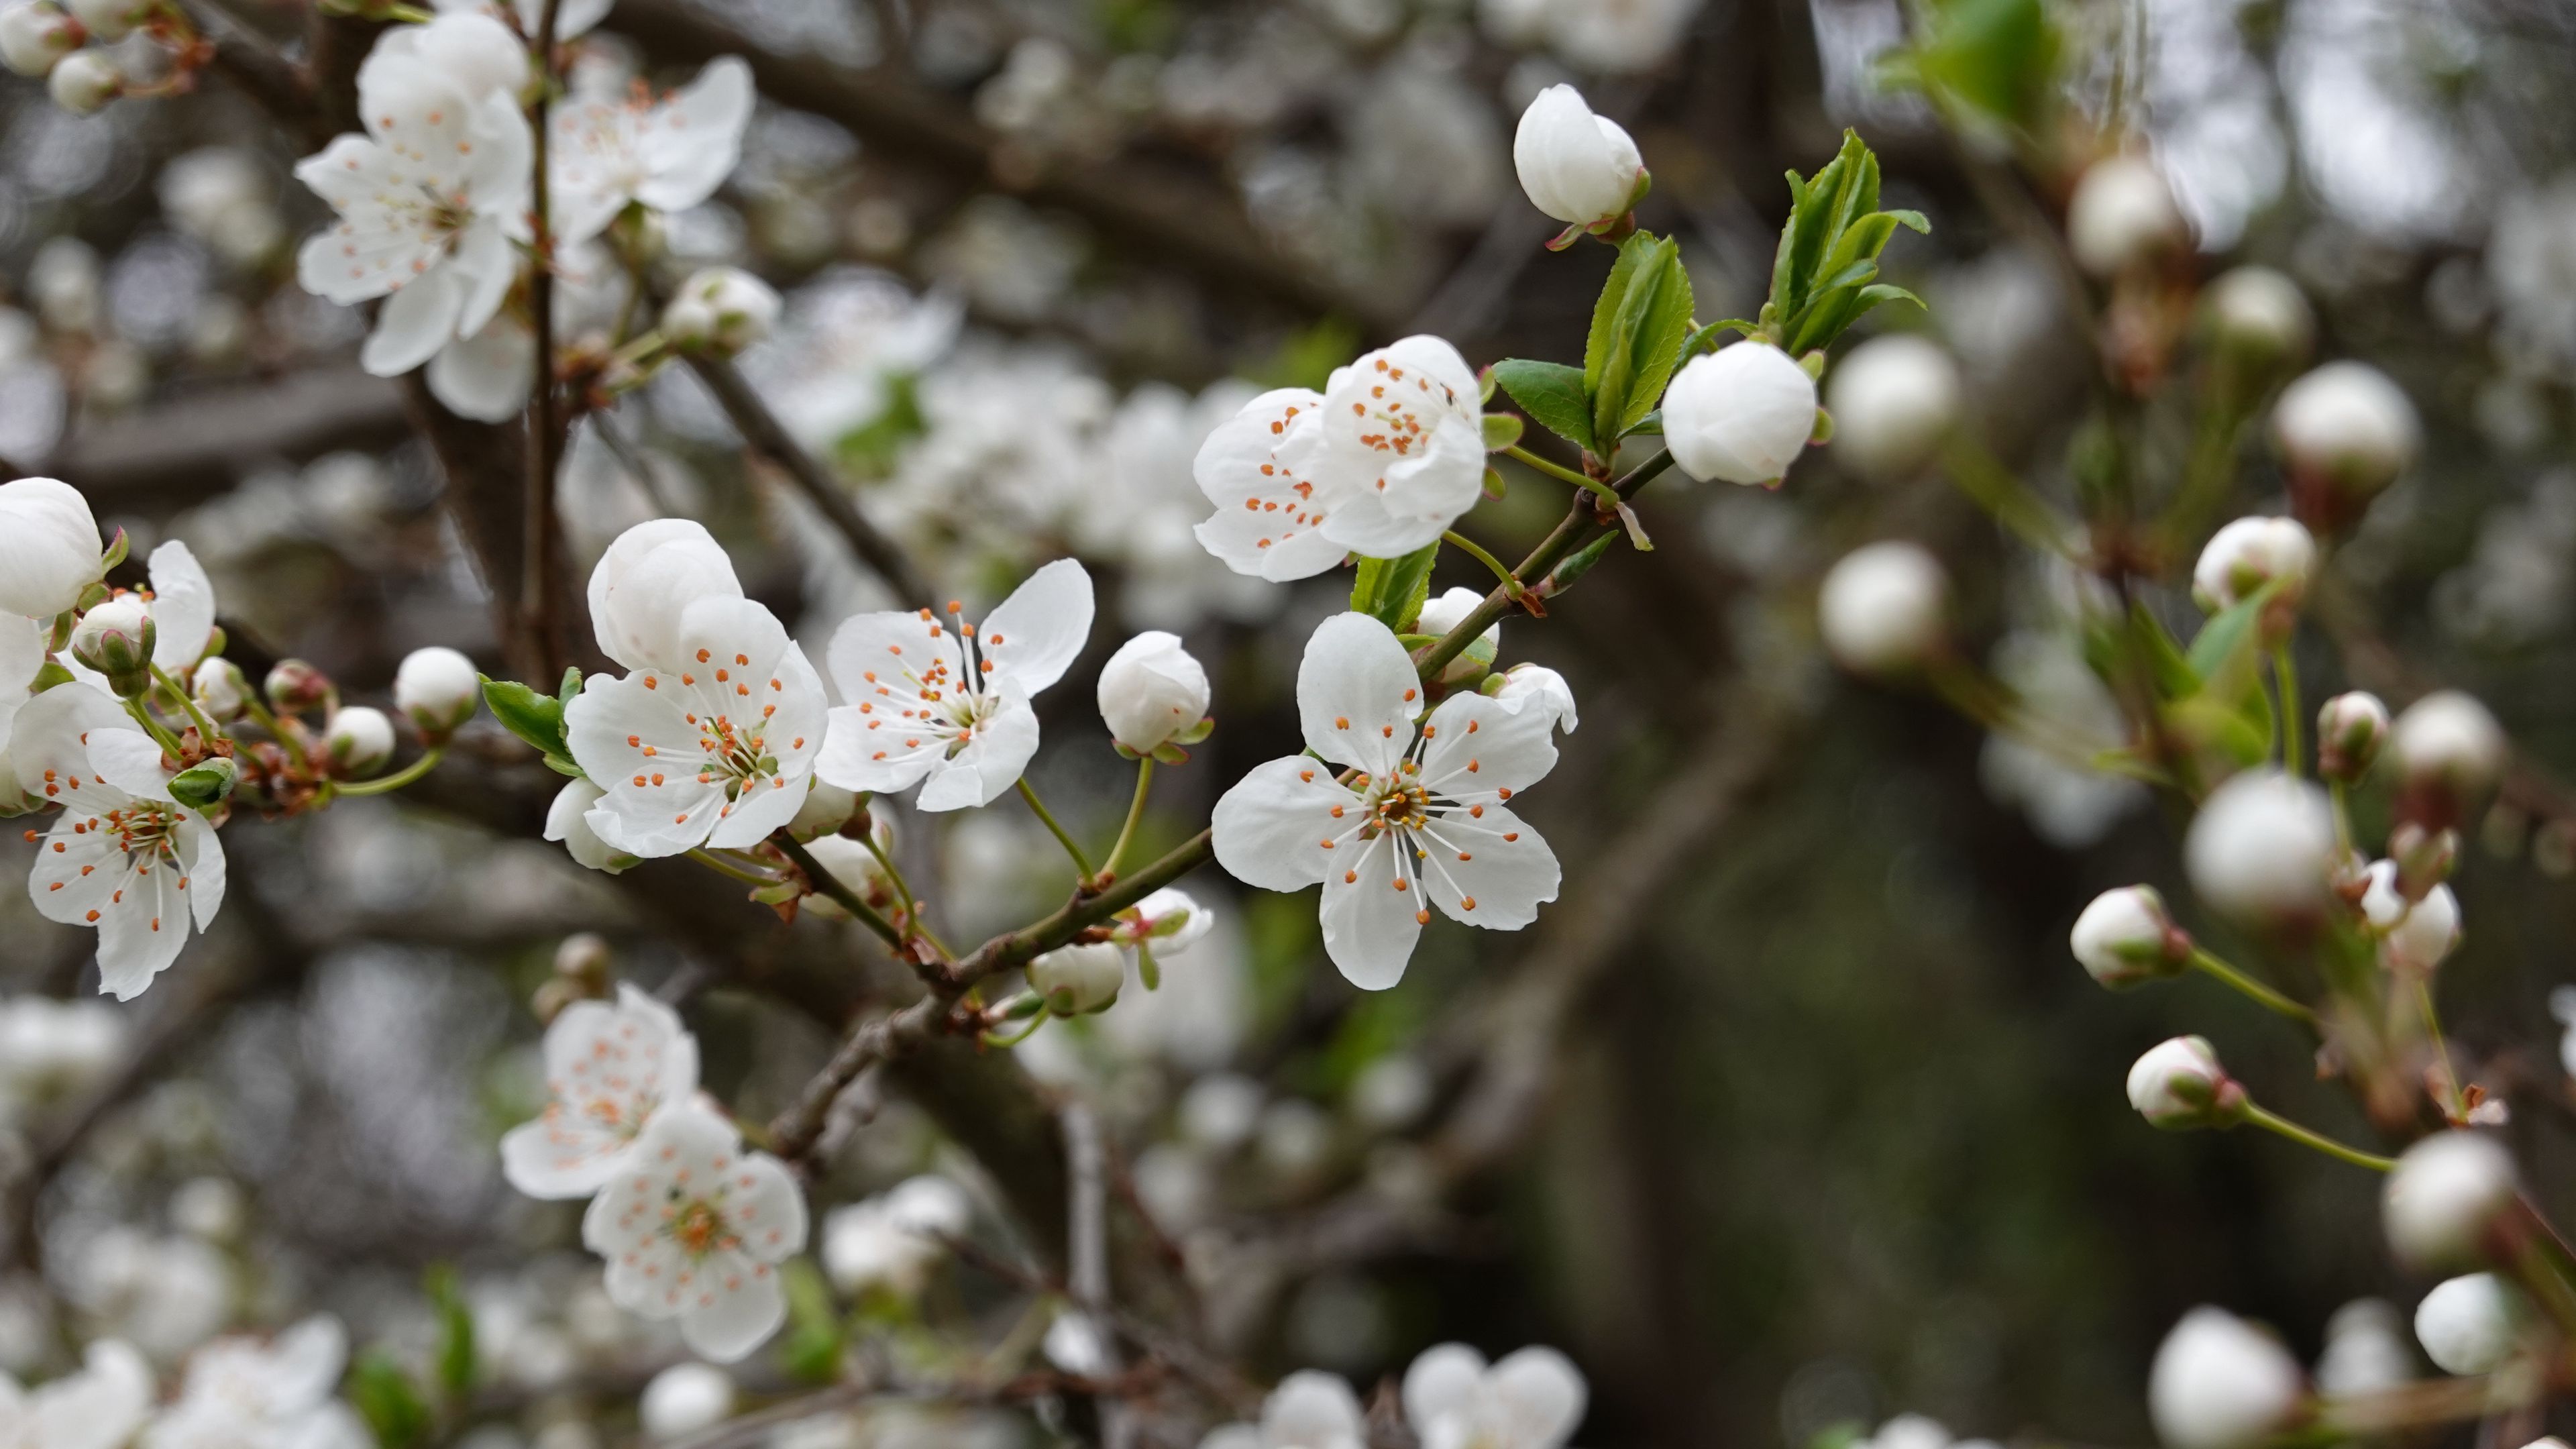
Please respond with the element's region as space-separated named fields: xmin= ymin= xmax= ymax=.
xmin=520 ymin=0 xmax=568 ymax=676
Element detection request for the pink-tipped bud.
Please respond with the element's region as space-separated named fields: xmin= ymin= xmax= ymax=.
xmin=2070 ymin=885 xmax=2192 ymax=989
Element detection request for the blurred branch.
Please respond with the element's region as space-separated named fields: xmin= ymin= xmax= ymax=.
xmin=44 ymin=367 xmax=409 ymax=502
xmin=178 ymin=0 xmax=320 ymax=139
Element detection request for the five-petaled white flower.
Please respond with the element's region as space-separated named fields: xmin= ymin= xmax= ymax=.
xmin=580 ymin=1095 xmax=809 ymax=1363
xmin=564 ymin=521 xmax=826 ymax=859
xmin=814 ymin=559 xmax=1095 ymax=812
xmin=292 ymin=12 xmax=532 ymax=379
xmin=1212 ymin=612 xmax=1561 ymax=989
xmin=1191 ymin=387 xmax=1347 ymax=582
xmin=1402 ymin=1341 xmax=1589 ymax=1449
xmin=548 ymin=56 xmax=753 ymax=248
xmin=500 ymin=983 xmax=701 ymax=1199
xmin=0 ymin=1338 xmax=154 ymax=1449
xmin=17 ymin=684 xmax=226 ymax=1000
xmin=1198 ymin=1371 xmax=1368 ymax=1449
xmin=142 ymin=1316 xmax=372 ymax=1449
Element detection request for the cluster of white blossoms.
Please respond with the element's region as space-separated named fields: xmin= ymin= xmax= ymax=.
xmin=498 ymin=985 xmax=808 ymax=1361
xmin=1202 ymin=1342 xmax=1585 ymax=1449
xmin=0 ymin=1317 xmax=371 ymax=1449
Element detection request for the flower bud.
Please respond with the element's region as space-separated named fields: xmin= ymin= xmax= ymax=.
xmin=788 ymin=779 xmax=859 ymax=842
xmin=1110 ymin=885 xmax=1212 ymax=954
xmin=1028 ymin=941 xmax=1124 ymax=1016
xmin=2202 ymin=266 xmax=2314 ymax=367
xmin=392 ymin=645 xmax=479 ymax=743
xmin=2067 ymin=155 xmax=2188 ymax=278
xmin=1096 ymin=630 xmax=1211 ymax=755
xmin=1413 ymin=586 xmax=1499 ymax=686
xmin=545 ymin=778 xmax=638 ymax=875
xmin=1823 ymin=333 xmax=1962 ymax=480
xmin=46 ymin=46 xmax=119 ymax=114
xmin=661 ymin=267 xmax=780 ymax=356
xmin=1817 ymin=541 xmax=1947 ymax=674
xmin=2126 ymin=1035 xmax=2248 ymax=1130
xmin=0 ymin=476 xmax=101 ymax=618
xmin=639 ymin=1362 xmax=736 ymax=1440
xmin=0 ymin=1 xmax=80 ymax=76
xmin=2273 ymin=361 xmax=2419 ymax=514
xmin=265 ymin=659 xmax=330 ymax=713
xmin=2412 ymin=1273 xmax=2529 ymax=1376
xmin=2314 ymin=1299 xmax=2414 ymax=1398
xmin=1489 ymin=661 xmax=1578 ymax=735
xmin=167 ymin=756 xmax=237 ymax=811
xmin=2070 ymin=885 xmax=2190 ymax=989
xmin=2146 ymin=1307 xmax=2305 ymax=1449
xmin=2184 ymin=769 xmax=2336 ymax=927
xmin=64 ymin=0 xmax=141 ymax=41
xmin=2390 ymin=691 xmax=2506 ymax=828
xmin=800 ymin=820 xmax=898 ymax=921
xmin=191 ymin=656 xmax=249 ymax=722
xmin=2191 ymin=515 xmax=2315 ymax=614
xmin=325 ymin=706 xmax=394 ymax=777
xmin=2386 ymin=822 xmax=2459 ymax=902
xmin=2383 ymin=1130 xmax=2519 ymax=1271
xmin=1661 ymin=341 xmax=1818 ymax=486
xmin=70 ymin=595 xmax=154 ymax=697
xmin=1510 ymin=83 xmax=1646 ymax=231
xmin=2315 ymin=692 xmax=2388 ymax=783
xmin=553 ymin=931 xmax=612 ymax=989
xmin=2358 ymin=859 xmax=2460 ymax=973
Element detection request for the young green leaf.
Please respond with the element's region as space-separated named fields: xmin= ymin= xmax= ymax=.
xmin=1348 ymin=543 xmax=1441 ymax=633
xmin=1490 ymin=360 xmax=1593 ymax=452
xmin=1584 ymin=233 xmax=1657 ymax=398
xmin=2185 ymin=579 xmax=2283 ymax=706
xmin=480 ymin=676 xmax=567 ymax=761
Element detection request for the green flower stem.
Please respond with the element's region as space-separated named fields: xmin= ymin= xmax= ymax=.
xmin=2414 ymin=975 xmax=2471 ymax=1123
xmin=1442 ymin=530 xmax=1525 ymax=597
xmin=121 ymin=700 xmax=187 ymax=757
xmin=685 ymin=847 xmax=783 ymax=885
xmin=770 ymin=831 xmax=904 ymax=950
xmin=1502 ymin=444 xmax=1621 ymax=508
xmin=1417 ymin=449 xmax=1678 ymax=680
xmin=2243 ymin=1104 xmax=2396 ymax=1171
xmin=332 ymin=747 xmax=446 ymax=797
xmin=1099 ymin=757 xmax=1154 ymax=886
xmin=2329 ymin=779 xmax=2355 ymax=855
xmin=2271 ymin=643 xmax=2304 ymax=777
xmin=982 ymin=1011 xmax=1051 ymax=1049
xmin=239 ymin=694 xmax=313 ymax=775
xmin=2188 ymin=947 xmax=2315 ymax=1024
xmin=1016 ymin=777 xmax=1097 ymax=887
xmin=150 ymin=663 xmax=223 ymax=744
xmin=1938 ymin=437 xmax=2078 ymax=555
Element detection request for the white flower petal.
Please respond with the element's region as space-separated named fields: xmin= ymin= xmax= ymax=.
xmin=360 ymin=262 xmax=468 ymax=377
xmin=979 ymin=557 xmax=1095 ymax=696
xmin=1319 ymin=830 xmax=1424 ymax=989
xmin=1416 ymin=802 xmax=1556 ymax=930
xmin=677 ymin=1256 xmax=786 ymax=1363
xmin=586 ymin=518 xmax=745 ymax=672
xmin=1190 ymin=386 xmax=1344 ymax=581
xmin=426 ymin=315 xmax=535 ymax=422
xmin=633 ymin=56 xmax=754 ymax=214
xmin=1403 ymin=1344 xmax=1489 ymax=1436
xmin=1418 ymin=691 xmax=1558 ymax=799
xmin=1211 ymin=755 xmax=1352 ymax=892
xmin=1296 ymin=611 xmax=1420 ymax=775
xmin=912 ymin=686 xmax=1039 ymax=812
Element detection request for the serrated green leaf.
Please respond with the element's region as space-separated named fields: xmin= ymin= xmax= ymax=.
xmin=480 ymin=676 xmax=567 ymax=761
xmin=1348 ymin=543 xmax=1440 ymax=633
xmin=1584 ymin=233 xmax=1657 ymax=400
xmin=1491 ymin=359 xmax=1593 ymax=452
xmin=1591 ymin=235 xmax=1693 ymax=443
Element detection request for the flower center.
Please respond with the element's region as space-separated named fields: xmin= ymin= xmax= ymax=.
xmin=664 ymin=1197 xmax=738 ymax=1259
xmin=1370 ymin=780 xmax=1431 ymax=832
xmin=102 ymin=802 xmax=180 ymax=868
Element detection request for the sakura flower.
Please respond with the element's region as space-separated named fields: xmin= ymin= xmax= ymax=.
xmin=547 ymin=56 xmax=753 ymax=248
xmin=0 ymin=476 xmax=103 ymax=619
xmin=1307 ymin=335 xmax=1488 ymax=558
xmin=500 ymin=983 xmax=701 ymax=1199
xmin=814 ymin=559 xmax=1095 ymax=811
xmin=585 ymin=518 xmax=745 ymax=672
xmin=1199 ymin=1371 xmax=1368 ymax=1449
xmin=1192 ymin=386 xmax=1345 ymax=582
xmin=291 ymin=12 xmax=533 ymax=379
xmin=1489 ymin=663 xmax=1578 ymax=735
xmin=17 ymin=683 xmax=226 ymax=1000
xmin=1401 ymin=1342 xmax=1588 ymax=1449
xmin=1212 ymin=612 xmax=1561 ymax=989
xmin=0 ymin=1338 xmax=153 ymax=1449
xmin=580 ymin=1097 xmax=809 ymax=1362
xmin=820 ymin=1175 xmax=971 ymax=1301
xmin=1105 ymin=885 xmax=1214 ymax=962
xmin=140 ymin=1316 xmax=371 ymax=1449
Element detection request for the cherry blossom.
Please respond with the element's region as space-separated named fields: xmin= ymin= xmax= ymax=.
xmin=0 ymin=1338 xmax=153 ymax=1449
xmin=1401 ymin=1342 xmax=1589 ymax=1449
xmin=0 ymin=476 xmax=103 ymax=619
xmin=580 ymin=1096 xmax=809 ymax=1362
xmin=500 ymin=983 xmax=701 ymax=1199
xmin=820 ymin=1175 xmax=972 ymax=1300
xmin=1307 ymin=335 xmax=1488 ymax=557
xmin=291 ymin=12 xmax=533 ymax=379
xmin=1191 ymin=386 xmax=1346 ymax=582
xmin=1211 ymin=612 xmax=1561 ymax=989
xmin=814 ymin=559 xmax=1095 ymax=811
xmin=1198 ymin=1371 xmax=1368 ymax=1449
xmin=140 ymin=1316 xmax=371 ymax=1449
xmin=548 ymin=56 xmax=753 ymax=248
xmin=17 ymin=683 xmax=226 ymax=1000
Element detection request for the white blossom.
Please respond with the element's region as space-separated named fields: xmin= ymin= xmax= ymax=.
xmin=324 ymin=706 xmax=394 ymax=777
xmin=819 ymin=1175 xmax=971 ymax=1301
xmin=431 ymin=0 xmax=612 ymax=40
xmin=639 ymin=1362 xmax=736 ymax=1441
xmin=815 ymin=559 xmax=1095 ymax=811
xmin=580 ymin=1096 xmax=809 ymax=1362
xmin=140 ymin=1316 xmax=371 ymax=1449
xmin=2182 ymin=770 xmax=2335 ymax=926
xmin=2204 ymin=266 xmax=2313 ymax=362
xmin=393 ymin=645 xmax=480 ymax=741
xmin=1818 ymin=541 xmax=1947 ymax=673
xmin=2146 ymin=1307 xmax=2304 ymax=1449
xmin=0 ymin=993 xmax=125 ymax=1122
xmin=1490 ymin=663 xmax=1578 ymax=735
xmin=1307 ymin=335 xmax=1489 ymax=557
xmin=2066 ymin=155 xmax=2188 ymax=276
xmin=2383 ymin=1130 xmax=2519 ymax=1271
xmin=69 ymin=1228 xmax=230 ymax=1362
xmin=2413 ymin=1273 xmax=2528 ymax=1376
xmin=2358 ymin=861 xmax=2461 ymax=972
xmin=1028 ymin=941 xmax=1126 ymax=1014
xmin=2272 ymin=362 xmax=2418 ymax=498
xmin=1662 ymin=341 xmax=1818 ymax=486
xmin=545 ymin=777 xmax=638 ymax=874
xmin=17 ymin=683 xmax=226 ymax=999
xmin=46 ymin=50 xmax=119 ymax=115
xmin=2070 ymin=885 xmax=2187 ymax=989
xmin=0 ymin=3 xmax=80 ymax=78
xmin=661 ymin=266 xmax=781 ymax=356
xmin=292 ymin=12 xmax=533 ymax=380
xmin=0 ymin=1338 xmax=152 ymax=1449
xmin=548 ymin=56 xmax=751 ymax=248
xmin=2314 ymin=1299 xmax=2413 ymax=1397
xmin=1190 ymin=386 xmax=1346 ymax=582
xmin=1198 ymin=1371 xmax=1367 ymax=1449
xmin=0 ymin=476 xmax=102 ymax=619
xmin=2315 ymin=692 xmax=2389 ymax=782
xmin=2390 ymin=691 xmax=2507 ymax=805
xmin=1212 ymin=612 xmax=1560 ymax=989
xmin=2127 ymin=1036 xmax=2245 ymax=1129
xmin=500 ymin=983 xmax=700 ymax=1199
xmin=2192 ymin=516 xmax=2315 ymax=612
xmin=1511 ymin=84 xmax=1643 ymax=229
xmin=1825 ymin=333 xmax=1962 ymax=479
xmin=1096 ymin=630 xmax=1210 ymax=755
xmin=1401 ymin=1342 xmax=1587 ymax=1449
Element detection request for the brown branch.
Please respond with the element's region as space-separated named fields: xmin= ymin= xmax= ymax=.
xmin=521 ymin=0 xmax=571 ymax=677
xmin=178 ymin=0 xmax=321 ymax=141
xmin=44 ymin=367 xmax=409 ymax=503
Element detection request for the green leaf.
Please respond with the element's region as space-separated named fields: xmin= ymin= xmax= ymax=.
xmin=2184 ymin=580 xmax=2283 ymax=705
xmin=1491 ymin=360 xmax=1593 ymax=452
xmin=1348 ymin=543 xmax=1440 ymax=633
xmin=480 ymin=676 xmax=566 ymax=760
xmin=1584 ymin=232 xmax=1658 ymax=398
xmin=2124 ymin=602 xmax=2200 ymax=701
xmin=348 ymin=1353 xmax=429 ymax=1449
xmin=1590 ymin=233 xmax=1693 ymax=445
xmin=2166 ymin=696 xmax=2271 ymax=771
xmin=555 ymin=666 xmax=583 ymax=712
xmin=1908 ymin=0 xmax=2059 ymax=128
xmin=1882 ymin=208 xmax=1932 ymax=234
xmin=427 ymin=1266 xmax=475 ymax=1402
xmin=779 ymin=1259 xmax=843 ymax=1383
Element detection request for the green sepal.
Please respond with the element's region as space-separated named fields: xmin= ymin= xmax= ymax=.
xmin=98 ymin=527 xmax=129 ymax=573
xmin=1480 ymin=412 xmax=1524 ymax=451
xmin=1171 ymin=715 xmax=1215 ymax=745
xmin=1150 ymin=741 xmax=1191 ymax=765
xmin=1490 ymin=359 xmax=1593 ymax=453
xmin=1482 ymin=466 xmax=1507 ymax=500
xmin=30 ymin=660 xmax=74 ymax=693
xmin=1138 ymin=944 xmax=1162 ymax=992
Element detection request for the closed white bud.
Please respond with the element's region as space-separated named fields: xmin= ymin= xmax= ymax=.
xmin=2413 ymin=1273 xmax=2528 ymax=1376
xmin=2184 ymin=770 xmax=2337 ymax=926
xmin=0 ymin=1 xmax=80 ymax=76
xmin=2191 ymin=516 xmax=2316 ymax=614
xmin=1028 ymin=941 xmax=1124 ymax=1015
xmin=1511 ymin=83 xmax=1645 ymax=229
xmin=1662 ymin=342 xmax=1818 ymax=486
xmin=788 ymin=780 xmax=859 ymax=842
xmin=639 ymin=1362 xmax=736 ymax=1440
xmin=2204 ymin=266 xmax=2313 ymax=364
xmin=662 ymin=267 xmax=780 ymax=355
xmin=2315 ymin=692 xmax=2389 ymax=782
xmin=2314 ymin=1299 xmax=2414 ymax=1398
xmin=325 ymin=706 xmax=394 ymax=777
xmin=2127 ymin=1035 xmax=2247 ymax=1129
xmin=191 ymin=657 xmax=249 ymax=722
xmin=70 ymin=595 xmax=153 ymax=696
xmin=1096 ymin=630 xmax=1210 ymax=754
xmin=2273 ymin=362 xmax=2419 ymax=501
xmin=1825 ymin=333 xmax=1962 ymax=479
xmin=2068 ymin=155 xmax=2189 ymax=278
xmin=63 ymin=0 xmax=140 ymax=40
xmin=0 ymin=476 xmax=104 ymax=617
xmin=1415 ymin=585 xmax=1499 ymax=684
xmin=2390 ymin=691 xmax=2507 ymax=818
xmin=2070 ymin=885 xmax=2190 ymax=989
xmin=46 ymin=46 xmax=118 ymax=113
xmin=2383 ymin=1131 xmax=2519 ymax=1271
xmin=392 ymin=645 xmax=479 ymax=742
xmin=1818 ymin=541 xmax=1947 ymax=674
xmin=1490 ymin=661 xmax=1578 ymax=735
xmin=2147 ymin=1307 xmax=2305 ymax=1449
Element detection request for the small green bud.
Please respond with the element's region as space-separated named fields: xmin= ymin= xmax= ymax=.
xmin=168 ymin=756 xmax=238 ymax=810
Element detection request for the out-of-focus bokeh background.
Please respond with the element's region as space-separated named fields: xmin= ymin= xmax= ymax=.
xmin=5 ymin=0 xmax=2576 ymax=1444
